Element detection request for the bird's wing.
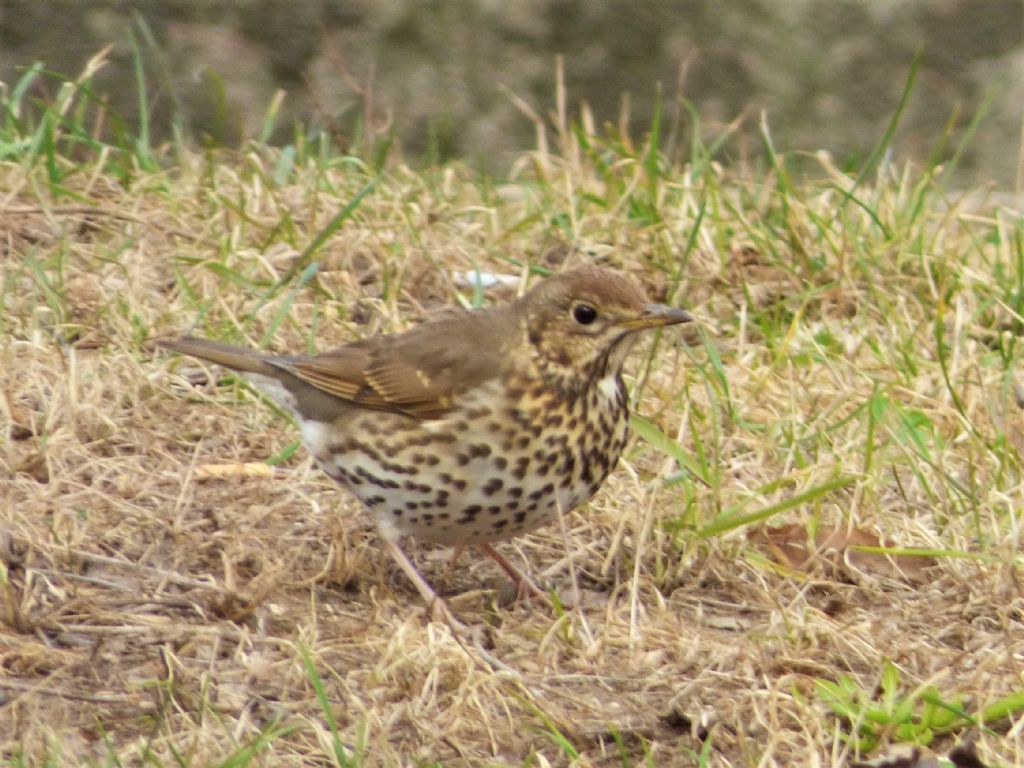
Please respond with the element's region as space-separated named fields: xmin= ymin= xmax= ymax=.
xmin=273 ymin=310 xmax=513 ymax=420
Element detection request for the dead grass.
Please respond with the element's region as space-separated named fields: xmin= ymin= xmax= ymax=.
xmin=2 ymin=117 xmax=1024 ymax=767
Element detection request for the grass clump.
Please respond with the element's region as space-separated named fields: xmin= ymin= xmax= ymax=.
xmin=1 ymin=52 xmax=1023 ymax=767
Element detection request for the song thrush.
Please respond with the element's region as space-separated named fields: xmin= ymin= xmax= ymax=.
xmin=159 ymin=266 xmax=691 ymax=612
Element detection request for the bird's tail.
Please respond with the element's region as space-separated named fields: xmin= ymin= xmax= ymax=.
xmin=157 ymin=336 xmax=276 ymax=375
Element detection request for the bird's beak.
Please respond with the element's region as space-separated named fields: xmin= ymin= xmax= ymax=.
xmin=618 ymin=303 xmax=694 ymax=331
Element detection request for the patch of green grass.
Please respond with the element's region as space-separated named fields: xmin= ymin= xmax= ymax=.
xmin=817 ymin=661 xmax=1024 ymax=756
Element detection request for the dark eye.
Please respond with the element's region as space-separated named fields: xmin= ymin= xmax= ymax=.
xmin=573 ymin=304 xmax=598 ymax=325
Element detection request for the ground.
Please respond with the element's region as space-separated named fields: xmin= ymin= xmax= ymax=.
xmin=1 ymin=104 xmax=1023 ymax=766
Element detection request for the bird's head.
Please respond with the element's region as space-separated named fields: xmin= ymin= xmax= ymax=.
xmin=518 ymin=266 xmax=692 ymax=383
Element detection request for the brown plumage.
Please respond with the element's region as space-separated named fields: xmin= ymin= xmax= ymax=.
xmin=159 ymin=266 xmax=692 ymax=615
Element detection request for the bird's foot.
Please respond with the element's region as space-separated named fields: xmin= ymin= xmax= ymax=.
xmin=427 ymin=596 xmax=469 ymax=633
xmin=435 ymin=544 xmax=466 ymax=592
xmin=384 ymin=539 xmax=470 ymax=631
xmin=479 ymin=542 xmax=555 ymax=609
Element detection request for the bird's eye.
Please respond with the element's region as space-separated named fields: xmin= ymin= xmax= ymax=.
xmin=573 ymin=304 xmax=598 ymax=325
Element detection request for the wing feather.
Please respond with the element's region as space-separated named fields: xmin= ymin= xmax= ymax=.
xmin=269 ymin=309 xmax=513 ymax=420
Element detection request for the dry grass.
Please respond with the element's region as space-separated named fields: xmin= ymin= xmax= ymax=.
xmin=2 ymin=94 xmax=1024 ymax=767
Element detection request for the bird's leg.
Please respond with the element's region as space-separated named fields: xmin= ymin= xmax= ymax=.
xmin=478 ymin=543 xmax=551 ymax=605
xmin=437 ymin=544 xmax=467 ymax=589
xmin=383 ymin=540 xmax=464 ymax=628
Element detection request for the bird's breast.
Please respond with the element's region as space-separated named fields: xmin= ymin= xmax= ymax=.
xmin=296 ymin=374 xmax=630 ymax=546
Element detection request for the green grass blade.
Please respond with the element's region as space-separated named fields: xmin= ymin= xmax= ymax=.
xmin=698 ymin=474 xmax=856 ymax=538
xmin=127 ymin=28 xmax=154 ymax=170
xmin=259 ymin=261 xmax=320 ymax=347
xmin=299 ymin=644 xmax=355 ymax=766
xmin=257 ymin=173 xmax=379 ymax=308
xmin=849 ymin=49 xmax=921 ymax=192
xmin=630 ymin=413 xmax=710 ymax=486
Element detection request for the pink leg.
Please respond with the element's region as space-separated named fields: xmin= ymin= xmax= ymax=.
xmin=478 ymin=543 xmax=551 ymax=604
xmin=438 ymin=543 xmax=466 ymax=587
xmin=383 ymin=540 xmax=463 ymax=627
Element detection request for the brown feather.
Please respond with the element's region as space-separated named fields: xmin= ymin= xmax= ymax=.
xmin=278 ymin=308 xmax=517 ymax=418
xmin=161 ymin=306 xmax=519 ymax=421
xmin=157 ymin=337 xmax=278 ymax=376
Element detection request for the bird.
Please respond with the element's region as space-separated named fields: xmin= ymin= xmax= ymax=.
xmin=159 ymin=266 xmax=692 ymax=617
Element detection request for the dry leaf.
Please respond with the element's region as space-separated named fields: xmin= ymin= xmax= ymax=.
xmin=751 ymin=523 xmax=935 ymax=583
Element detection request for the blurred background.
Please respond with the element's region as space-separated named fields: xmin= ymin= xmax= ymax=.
xmin=1 ymin=0 xmax=1021 ymax=186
